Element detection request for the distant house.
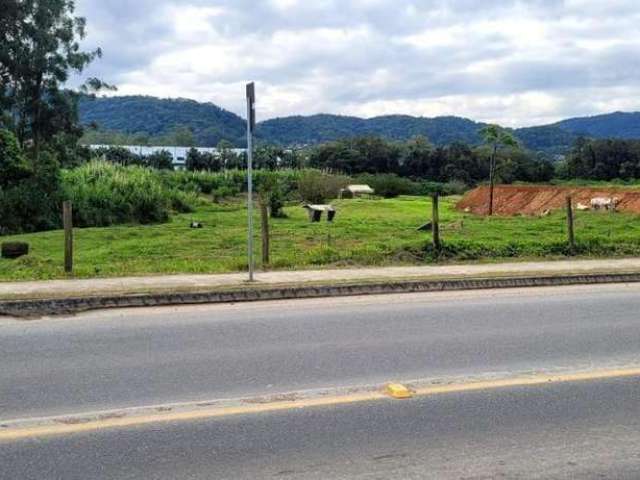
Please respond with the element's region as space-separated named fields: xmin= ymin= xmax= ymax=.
xmin=88 ymin=145 xmax=246 ymax=170
xmin=340 ymin=184 xmax=375 ymax=198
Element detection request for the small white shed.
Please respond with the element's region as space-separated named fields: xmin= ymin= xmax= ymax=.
xmin=340 ymin=184 xmax=375 ymax=198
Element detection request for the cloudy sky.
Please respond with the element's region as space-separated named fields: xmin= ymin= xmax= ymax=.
xmin=75 ymin=0 xmax=640 ymax=126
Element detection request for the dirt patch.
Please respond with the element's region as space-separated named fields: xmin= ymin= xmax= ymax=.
xmin=457 ymin=185 xmax=640 ymax=216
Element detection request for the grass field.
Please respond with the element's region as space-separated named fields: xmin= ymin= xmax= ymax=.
xmin=2 ymin=196 xmax=640 ymax=281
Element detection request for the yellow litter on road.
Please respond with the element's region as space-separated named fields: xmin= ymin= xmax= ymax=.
xmin=384 ymin=383 xmax=413 ymax=399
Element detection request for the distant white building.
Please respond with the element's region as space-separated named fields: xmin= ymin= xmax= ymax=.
xmin=340 ymin=184 xmax=375 ymax=198
xmin=88 ymin=145 xmax=246 ymax=170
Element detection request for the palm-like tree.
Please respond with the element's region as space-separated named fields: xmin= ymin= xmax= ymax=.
xmin=480 ymin=125 xmax=519 ymax=216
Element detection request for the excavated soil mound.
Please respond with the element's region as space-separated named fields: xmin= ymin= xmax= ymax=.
xmin=457 ymin=185 xmax=640 ymax=216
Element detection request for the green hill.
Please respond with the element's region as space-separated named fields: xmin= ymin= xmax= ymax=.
xmin=79 ymin=96 xmax=246 ymax=146
xmin=256 ymin=114 xmax=485 ymax=146
xmin=555 ymin=112 xmax=640 ymax=139
xmin=79 ymin=95 xmax=640 ymax=153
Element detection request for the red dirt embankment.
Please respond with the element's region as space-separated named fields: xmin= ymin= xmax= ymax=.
xmin=457 ymin=185 xmax=640 ymax=216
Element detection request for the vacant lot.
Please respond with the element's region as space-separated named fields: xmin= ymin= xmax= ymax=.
xmin=2 ymin=196 xmax=640 ymax=281
xmin=459 ymin=184 xmax=640 ymax=216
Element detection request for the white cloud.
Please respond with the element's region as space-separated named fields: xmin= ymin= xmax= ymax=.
xmin=75 ymin=0 xmax=640 ymax=126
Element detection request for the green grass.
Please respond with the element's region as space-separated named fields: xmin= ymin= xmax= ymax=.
xmin=2 ymin=196 xmax=640 ymax=281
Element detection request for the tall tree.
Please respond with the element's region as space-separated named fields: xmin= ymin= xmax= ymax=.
xmin=401 ymin=135 xmax=433 ymax=178
xmin=217 ymin=139 xmax=237 ymax=169
xmin=480 ymin=125 xmax=519 ymax=216
xmin=0 ymin=0 xmax=111 ymax=153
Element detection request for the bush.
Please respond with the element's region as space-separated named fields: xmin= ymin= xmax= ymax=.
xmin=419 ymin=180 xmax=468 ymax=196
xmin=1 ymin=242 xmax=29 ymax=259
xmin=93 ymin=146 xmax=144 ymax=166
xmin=186 ymin=148 xmax=222 ymax=172
xmin=169 ymin=190 xmax=198 ymax=213
xmin=62 ymin=161 xmax=196 ymax=227
xmin=212 ymin=186 xmax=237 ymax=203
xmin=0 ymin=129 xmax=31 ymax=186
xmin=146 ymin=150 xmax=174 ymax=170
xmin=354 ymin=173 xmax=419 ymax=198
xmin=256 ymin=171 xmax=288 ymax=218
xmin=0 ymin=131 xmax=62 ymax=234
xmin=298 ymin=170 xmax=350 ymax=204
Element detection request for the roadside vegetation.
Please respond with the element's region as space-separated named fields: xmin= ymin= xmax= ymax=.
xmin=4 ymin=1 xmax=640 ymax=282
xmin=4 ymin=194 xmax=640 ymax=281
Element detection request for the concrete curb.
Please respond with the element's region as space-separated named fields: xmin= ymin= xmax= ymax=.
xmin=2 ymin=272 xmax=640 ymax=318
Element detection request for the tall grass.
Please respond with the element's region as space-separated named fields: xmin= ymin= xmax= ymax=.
xmin=59 ymin=163 xmax=468 ymax=229
xmin=162 ymin=169 xmax=335 ymax=201
xmin=62 ymin=161 xmax=197 ymax=227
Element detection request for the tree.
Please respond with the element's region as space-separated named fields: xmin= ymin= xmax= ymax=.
xmin=147 ymin=150 xmax=174 ymax=170
xmin=255 ymin=145 xmax=282 ymax=170
xmin=0 ymin=129 xmax=60 ymax=233
xmin=186 ymin=147 xmax=205 ymax=171
xmin=0 ymin=129 xmax=31 ymax=187
xmin=166 ymin=125 xmax=195 ymax=147
xmin=257 ymin=171 xmax=286 ymax=219
xmin=94 ymin=146 xmax=143 ymax=166
xmin=0 ymin=0 xmax=112 ymax=154
xmin=280 ymin=149 xmax=304 ymax=169
xmin=401 ymin=136 xmax=433 ymax=178
xmin=480 ymin=125 xmax=519 ymax=215
xmin=217 ymin=139 xmax=236 ymax=169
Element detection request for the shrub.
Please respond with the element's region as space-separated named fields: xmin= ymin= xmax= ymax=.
xmin=212 ymin=186 xmax=237 ymax=203
xmin=0 ymin=129 xmax=31 ymax=187
xmin=298 ymin=170 xmax=350 ymax=204
xmin=93 ymin=146 xmax=144 ymax=166
xmin=169 ymin=190 xmax=198 ymax=213
xmin=354 ymin=173 xmax=419 ymax=198
xmin=0 ymin=131 xmax=62 ymax=234
xmin=1 ymin=242 xmax=29 ymax=259
xmin=62 ymin=161 xmax=196 ymax=227
xmin=186 ymin=148 xmax=222 ymax=172
xmin=419 ymin=180 xmax=468 ymax=196
xmin=256 ymin=171 xmax=288 ymax=218
xmin=146 ymin=150 xmax=174 ymax=170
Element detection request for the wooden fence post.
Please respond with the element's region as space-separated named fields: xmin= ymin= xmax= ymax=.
xmin=432 ymin=193 xmax=441 ymax=252
xmin=260 ymin=199 xmax=270 ymax=267
xmin=566 ymin=195 xmax=575 ymax=254
xmin=63 ymin=201 xmax=73 ymax=273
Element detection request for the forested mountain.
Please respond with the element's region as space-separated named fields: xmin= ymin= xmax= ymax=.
xmin=79 ymin=95 xmax=640 ymax=153
xmin=510 ymin=125 xmax=580 ymax=155
xmin=554 ymin=112 xmax=640 ymax=139
xmin=79 ymin=96 xmax=247 ymax=146
xmin=256 ymin=114 xmax=485 ymax=146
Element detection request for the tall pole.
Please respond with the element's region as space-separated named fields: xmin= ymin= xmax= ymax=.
xmin=246 ymin=83 xmax=256 ymax=281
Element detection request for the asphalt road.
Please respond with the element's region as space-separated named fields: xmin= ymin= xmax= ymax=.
xmin=4 ymin=284 xmax=640 ymax=478
xmin=3 ymin=284 xmax=640 ymax=420
xmin=3 ymin=375 xmax=640 ymax=479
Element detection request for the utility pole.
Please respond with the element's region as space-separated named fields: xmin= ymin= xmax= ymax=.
xmin=246 ymin=82 xmax=256 ymax=281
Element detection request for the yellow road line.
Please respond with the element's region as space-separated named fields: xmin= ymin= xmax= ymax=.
xmin=2 ymin=367 xmax=640 ymax=442
xmin=0 ymin=391 xmax=386 ymax=442
xmin=413 ymin=368 xmax=640 ymax=396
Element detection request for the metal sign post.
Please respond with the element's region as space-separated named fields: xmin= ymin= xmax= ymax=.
xmin=246 ymin=82 xmax=256 ymax=281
